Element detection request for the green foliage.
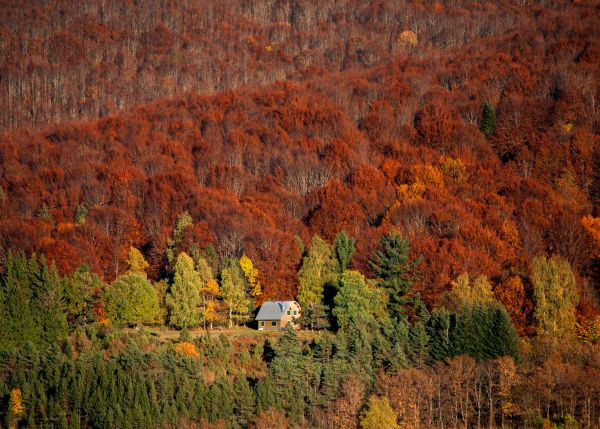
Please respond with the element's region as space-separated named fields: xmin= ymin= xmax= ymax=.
xmin=269 ymin=329 xmax=309 ymax=420
xmin=62 ymin=265 xmax=104 ymax=329
xmin=451 ymin=304 xmax=520 ymax=362
xmin=105 ymin=273 xmax=160 ymax=326
xmin=220 ymin=265 xmax=251 ymax=328
xmin=427 ymin=308 xmax=452 ymax=362
xmin=166 ymin=252 xmax=202 ymax=329
xmin=480 ymin=101 xmax=496 ymax=138
xmin=166 ymin=212 xmax=193 ymax=268
xmin=0 ymin=253 xmax=67 ymax=349
xmin=333 ymin=270 xmax=384 ymax=331
xmin=369 ymin=232 xmax=421 ymax=319
xmin=333 ymin=231 xmax=356 ymax=274
xmin=297 ymin=235 xmax=337 ymax=307
xmin=74 ymin=203 xmax=88 ymax=224
xmin=298 ymin=303 xmax=331 ymax=330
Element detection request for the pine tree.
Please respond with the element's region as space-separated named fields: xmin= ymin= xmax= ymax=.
xmin=333 ymin=231 xmax=355 ymax=274
xmin=233 ymin=376 xmax=255 ymax=427
xmin=369 ymin=232 xmax=421 ymax=320
xmin=480 ymin=101 xmax=496 ymax=138
xmin=270 ymin=329 xmax=308 ymax=420
xmin=166 ymin=252 xmax=202 ymax=329
xmin=489 ymin=306 xmax=521 ymax=362
xmin=427 ymin=308 xmax=452 ymax=362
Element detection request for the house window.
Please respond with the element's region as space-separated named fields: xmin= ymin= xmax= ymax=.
xmin=287 ymin=310 xmax=291 ymax=315
xmin=271 ymin=321 xmax=277 ymax=326
xmin=261 ymin=321 xmax=265 ymax=327
xmin=293 ymin=310 xmax=297 ymax=315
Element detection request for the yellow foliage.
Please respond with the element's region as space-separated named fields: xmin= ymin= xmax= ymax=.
xmin=398 ymin=30 xmax=417 ymax=47
xmin=576 ymin=315 xmax=600 ymax=344
xmin=204 ymin=299 xmax=220 ymax=324
xmin=396 ymin=182 xmax=426 ymax=201
xmin=9 ymin=388 xmax=25 ymax=427
xmin=444 ymin=273 xmax=496 ymax=311
xmin=582 ymin=215 xmax=600 ymax=257
xmin=360 ymin=396 xmax=399 ymax=429
xmin=240 ymin=255 xmax=262 ymax=298
xmin=127 ymin=246 xmax=149 ymax=274
xmin=440 ymin=157 xmax=468 ymax=185
xmin=411 ymin=164 xmax=447 ymax=198
xmin=175 ymin=342 xmax=199 ymax=359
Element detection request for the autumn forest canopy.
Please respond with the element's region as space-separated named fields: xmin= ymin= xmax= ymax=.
xmin=0 ymin=0 xmax=600 ymax=428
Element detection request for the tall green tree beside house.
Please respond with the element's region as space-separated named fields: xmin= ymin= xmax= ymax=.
xmin=333 ymin=271 xmax=385 ymax=331
xmin=220 ymin=266 xmax=251 ymax=328
xmin=297 ymin=235 xmax=337 ymax=307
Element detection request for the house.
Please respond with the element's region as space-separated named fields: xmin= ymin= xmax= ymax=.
xmin=255 ymin=301 xmax=301 ymax=331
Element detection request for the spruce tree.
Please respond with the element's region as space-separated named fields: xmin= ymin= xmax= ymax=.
xmin=489 ymin=306 xmax=521 ymax=362
xmin=333 ymin=231 xmax=356 ymax=274
xmin=427 ymin=308 xmax=452 ymax=362
xmin=480 ymin=101 xmax=496 ymax=138
xmin=370 ymin=232 xmax=421 ymax=320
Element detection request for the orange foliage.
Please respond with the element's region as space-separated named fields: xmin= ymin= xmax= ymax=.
xmin=175 ymin=342 xmax=199 ymax=359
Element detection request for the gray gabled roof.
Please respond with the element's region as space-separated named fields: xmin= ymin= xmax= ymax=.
xmin=255 ymin=301 xmax=299 ymax=321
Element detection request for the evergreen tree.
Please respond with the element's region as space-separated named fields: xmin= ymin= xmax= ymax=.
xmin=233 ymin=376 xmax=255 ymax=427
xmin=369 ymin=233 xmax=421 ymax=320
xmin=333 ymin=231 xmax=355 ymax=274
xmin=0 ymin=253 xmax=37 ymax=348
xmin=480 ymin=101 xmax=496 ymax=138
xmin=270 ymin=329 xmax=308 ymax=420
xmin=427 ymin=308 xmax=452 ymax=362
xmin=408 ymin=321 xmax=430 ymax=367
xmin=166 ymin=252 xmax=202 ymax=329
xmin=298 ymin=303 xmax=331 ymax=331
xmin=332 ymin=271 xmax=383 ymax=331
xmin=489 ymin=306 xmax=521 ymax=362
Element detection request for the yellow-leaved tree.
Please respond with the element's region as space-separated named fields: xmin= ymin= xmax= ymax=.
xmin=197 ymin=257 xmax=220 ymax=330
xmin=360 ymin=395 xmax=399 ymax=429
xmin=126 ymin=246 xmax=149 ymax=275
xmin=240 ymin=254 xmax=262 ymax=301
xmin=9 ymin=388 xmax=25 ymax=429
xmin=442 ymin=273 xmax=495 ymax=311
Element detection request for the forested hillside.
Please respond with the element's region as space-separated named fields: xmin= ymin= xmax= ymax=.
xmin=1 ymin=0 xmax=600 ymax=428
